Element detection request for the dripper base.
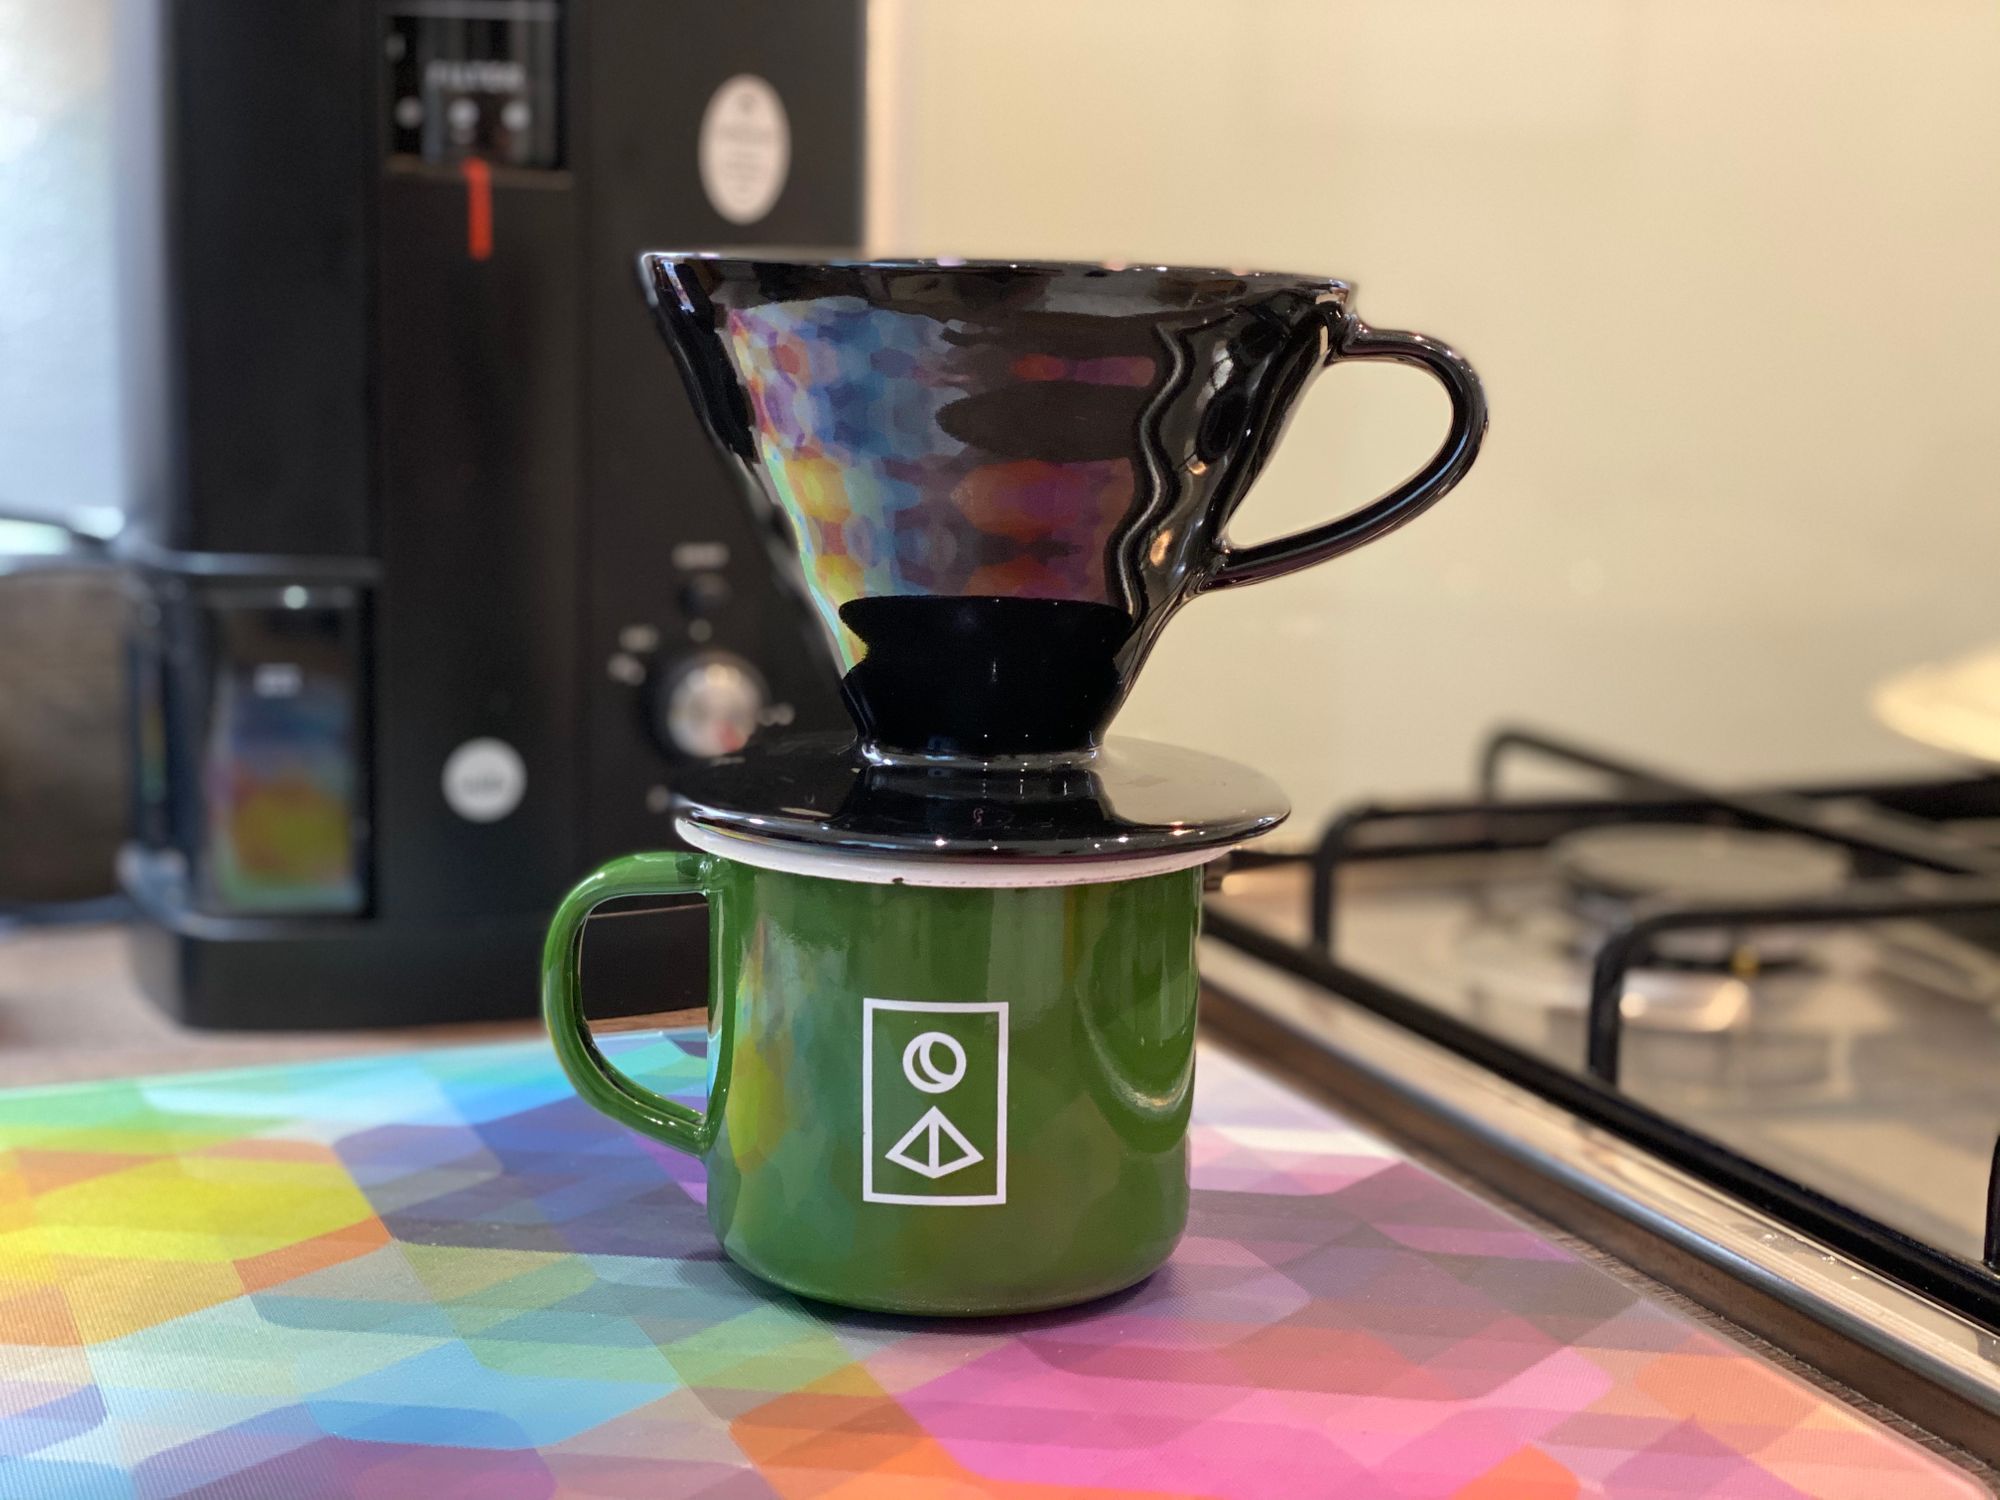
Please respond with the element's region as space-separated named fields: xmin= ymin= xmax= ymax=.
xmin=671 ymin=731 xmax=1288 ymax=862
xmin=838 ymin=595 xmax=1135 ymax=759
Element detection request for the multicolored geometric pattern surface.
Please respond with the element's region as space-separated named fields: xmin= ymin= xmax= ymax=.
xmin=0 ymin=1033 xmax=1983 ymax=1499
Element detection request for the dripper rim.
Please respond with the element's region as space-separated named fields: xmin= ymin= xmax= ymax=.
xmin=641 ymin=249 xmax=1353 ymax=297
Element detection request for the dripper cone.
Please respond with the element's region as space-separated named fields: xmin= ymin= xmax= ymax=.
xmin=644 ymin=254 xmax=1485 ymax=760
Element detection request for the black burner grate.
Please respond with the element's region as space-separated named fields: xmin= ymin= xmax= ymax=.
xmin=1216 ymin=723 xmax=2000 ymax=1328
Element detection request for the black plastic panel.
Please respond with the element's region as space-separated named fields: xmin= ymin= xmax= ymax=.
xmin=118 ymin=0 xmax=375 ymax=557
xmin=374 ymin=171 xmax=582 ymax=920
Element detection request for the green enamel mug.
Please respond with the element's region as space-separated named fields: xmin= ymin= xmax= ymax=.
xmin=541 ymin=829 xmax=1208 ymax=1315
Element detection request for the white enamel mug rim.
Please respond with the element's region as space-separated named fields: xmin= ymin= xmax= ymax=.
xmin=674 ymin=818 xmax=1226 ymax=889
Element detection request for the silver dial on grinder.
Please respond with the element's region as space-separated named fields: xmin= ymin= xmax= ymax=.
xmin=651 ymin=652 xmax=767 ymax=758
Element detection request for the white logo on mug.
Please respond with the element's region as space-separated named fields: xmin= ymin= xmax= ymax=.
xmin=862 ymin=1000 xmax=1007 ymax=1206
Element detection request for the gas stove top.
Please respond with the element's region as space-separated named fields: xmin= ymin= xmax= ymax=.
xmin=1202 ymin=724 xmax=2000 ymax=1464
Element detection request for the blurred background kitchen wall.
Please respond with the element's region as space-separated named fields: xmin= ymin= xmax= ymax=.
xmin=0 ymin=0 xmax=117 ymax=527
xmin=0 ymin=0 xmax=125 ymax=899
xmin=6 ymin=0 xmax=1999 ymax=840
xmin=871 ymin=0 xmax=2000 ymax=828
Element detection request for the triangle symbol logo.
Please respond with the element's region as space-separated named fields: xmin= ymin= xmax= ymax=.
xmin=883 ymin=1106 xmax=984 ymax=1180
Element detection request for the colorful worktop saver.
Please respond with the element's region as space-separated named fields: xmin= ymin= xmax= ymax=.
xmin=0 ymin=1034 xmax=1980 ymax=1498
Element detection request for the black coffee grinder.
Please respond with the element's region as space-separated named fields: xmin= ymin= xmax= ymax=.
xmin=113 ymin=3 xmax=863 ymax=1027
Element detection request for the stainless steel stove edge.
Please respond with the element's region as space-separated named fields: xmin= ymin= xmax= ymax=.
xmin=1198 ymin=936 xmax=2000 ymax=1461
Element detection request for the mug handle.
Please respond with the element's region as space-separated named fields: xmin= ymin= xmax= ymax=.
xmin=1201 ymin=314 xmax=1489 ymax=591
xmin=541 ymin=851 xmax=726 ymax=1156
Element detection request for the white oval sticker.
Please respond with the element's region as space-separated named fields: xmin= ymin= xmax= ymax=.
xmin=699 ymin=74 xmax=790 ymax=225
xmin=442 ymin=738 xmax=527 ymax=823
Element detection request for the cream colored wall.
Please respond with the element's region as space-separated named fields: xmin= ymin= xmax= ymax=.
xmin=0 ymin=0 xmax=118 ymax=524
xmin=868 ymin=0 xmax=2000 ymax=837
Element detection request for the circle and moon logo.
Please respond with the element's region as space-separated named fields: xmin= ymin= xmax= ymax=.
xmin=901 ymin=1031 xmax=967 ymax=1095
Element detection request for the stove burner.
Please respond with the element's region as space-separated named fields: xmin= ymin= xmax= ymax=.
xmin=1553 ymin=824 xmax=1854 ymax=906
xmin=1456 ymin=909 xmax=1756 ymax=1032
xmin=1552 ymin=825 xmax=1853 ymax=968
xmin=1446 ymin=904 xmax=1838 ymax=1101
xmin=1444 ymin=827 xmax=1852 ymax=1081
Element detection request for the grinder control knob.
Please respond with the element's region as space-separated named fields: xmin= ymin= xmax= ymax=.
xmin=651 ymin=652 xmax=767 ymax=759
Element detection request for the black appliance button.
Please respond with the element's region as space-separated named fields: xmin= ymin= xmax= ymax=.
xmin=679 ymin=573 xmax=734 ymax=620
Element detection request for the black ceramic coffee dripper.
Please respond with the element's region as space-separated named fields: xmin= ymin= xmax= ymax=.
xmin=644 ymin=254 xmax=1486 ymax=764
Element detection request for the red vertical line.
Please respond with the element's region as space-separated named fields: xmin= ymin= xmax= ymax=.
xmin=461 ymin=157 xmax=493 ymax=262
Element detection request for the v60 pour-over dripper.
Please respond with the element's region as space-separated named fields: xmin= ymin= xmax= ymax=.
xmin=644 ymin=255 xmax=1486 ymax=762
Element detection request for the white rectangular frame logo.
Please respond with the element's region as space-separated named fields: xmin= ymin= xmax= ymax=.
xmin=861 ymin=998 xmax=1008 ymax=1206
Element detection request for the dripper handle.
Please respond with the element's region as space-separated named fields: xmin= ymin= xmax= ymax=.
xmin=1202 ymin=315 xmax=1488 ymax=590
